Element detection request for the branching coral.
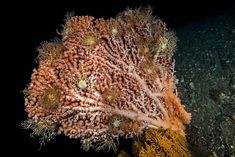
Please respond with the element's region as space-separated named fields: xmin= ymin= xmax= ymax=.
xmin=23 ymin=7 xmax=191 ymax=152
xmin=132 ymin=128 xmax=190 ymax=157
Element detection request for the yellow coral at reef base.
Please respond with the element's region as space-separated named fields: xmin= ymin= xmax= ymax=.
xmin=132 ymin=128 xmax=190 ymax=157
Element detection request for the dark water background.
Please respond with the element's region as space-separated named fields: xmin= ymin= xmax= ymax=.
xmin=175 ymin=12 xmax=235 ymax=156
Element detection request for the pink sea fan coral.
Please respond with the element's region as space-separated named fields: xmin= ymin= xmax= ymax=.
xmin=23 ymin=7 xmax=191 ymax=151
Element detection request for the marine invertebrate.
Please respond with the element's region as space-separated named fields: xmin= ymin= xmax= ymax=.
xmin=110 ymin=115 xmax=122 ymax=128
xmin=156 ymin=31 xmax=177 ymax=54
xmin=36 ymin=40 xmax=65 ymax=62
xmin=76 ymin=79 xmax=88 ymax=90
xmin=94 ymin=138 xmax=119 ymax=152
xmin=21 ymin=119 xmax=58 ymax=147
xmin=38 ymin=86 xmax=61 ymax=111
xmin=23 ymin=7 xmax=191 ymax=152
xmin=82 ymin=34 xmax=98 ymax=47
xmin=132 ymin=128 xmax=190 ymax=157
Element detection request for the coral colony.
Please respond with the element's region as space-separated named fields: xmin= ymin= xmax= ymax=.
xmin=22 ymin=7 xmax=191 ymax=152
